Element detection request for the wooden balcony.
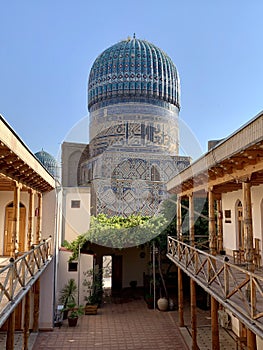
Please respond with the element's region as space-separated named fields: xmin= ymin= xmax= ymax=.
xmin=167 ymin=236 xmax=263 ymax=338
xmin=0 ymin=238 xmax=53 ymax=328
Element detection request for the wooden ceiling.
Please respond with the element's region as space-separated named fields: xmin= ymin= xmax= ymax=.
xmin=0 ymin=143 xmax=54 ymax=192
xmin=169 ymin=140 xmax=263 ymax=197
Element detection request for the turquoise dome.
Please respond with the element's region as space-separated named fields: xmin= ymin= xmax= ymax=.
xmin=88 ymin=37 xmax=180 ymax=111
xmin=35 ymin=150 xmax=58 ymax=178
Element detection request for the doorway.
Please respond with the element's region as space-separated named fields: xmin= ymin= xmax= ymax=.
xmin=102 ymin=255 xmax=112 ymax=297
xmin=4 ymin=202 xmax=26 ymax=256
xmin=112 ymin=255 xmax=122 ymax=296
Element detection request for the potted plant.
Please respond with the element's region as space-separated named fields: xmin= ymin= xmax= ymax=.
xmin=66 ymin=302 xmax=84 ymax=327
xmin=83 ymin=268 xmax=103 ymax=315
xmin=145 ymin=294 xmax=155 ymax=309
xmin=59 ymin=278 xmax=77 ymax=319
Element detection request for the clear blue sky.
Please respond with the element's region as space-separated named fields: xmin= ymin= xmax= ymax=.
xmin=1 ymin=1 xmax=263 ymax=161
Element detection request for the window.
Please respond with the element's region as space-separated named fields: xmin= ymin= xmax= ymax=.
xmin=68 ymin=262 xmax=78 ymax=272
xmin=224 ymin=210 xmax=231 ymax=223
xmin=71 ymin=200 xmax=80 ymax=208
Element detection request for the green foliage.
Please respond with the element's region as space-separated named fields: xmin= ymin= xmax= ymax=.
xmin=83 ymin=268 xmax=103 ymax=305
xmin=66 ymin=302 xmax=84 ymax=318
xmin=59 ymin=278 xmax=77 ymax=308
xmin=64 ymin=213 xmax=168 ymax=260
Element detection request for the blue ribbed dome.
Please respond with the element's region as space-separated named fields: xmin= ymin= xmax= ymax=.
xmin=35 ymin=150 xmax=58 ymax=178
xmin=88 ymin=37 xmax=180 ymax=111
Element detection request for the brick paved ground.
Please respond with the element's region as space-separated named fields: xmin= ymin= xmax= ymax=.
xmin=32 ymin=299 xmax=188 ymax=350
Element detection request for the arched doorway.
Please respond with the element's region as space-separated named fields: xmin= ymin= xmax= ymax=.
xmin=4 ymin=202 xmax=26 ymax=256
xmin=236 ymin=200 xmax=244 ymax=250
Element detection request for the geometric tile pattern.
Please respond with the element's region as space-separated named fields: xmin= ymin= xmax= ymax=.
xmin=79 ymin=38 xmax=190 ymax=217
xmin=31 ymin=299 xmax=237 ymax=350
xmin=88 ymin=37 xmax=180 ymax=112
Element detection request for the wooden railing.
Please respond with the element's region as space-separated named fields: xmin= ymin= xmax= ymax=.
xmin=0 ymin=238 xmax=53 ymax=325
xmin=167 ymin=236 xmax=263 ymax=337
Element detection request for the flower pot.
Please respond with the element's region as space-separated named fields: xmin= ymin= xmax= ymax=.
xmin=145 ymin=296 xmax=154 ymax=309
xmin=85 ymin=304 xmax=98 ymax=315
xmin=68 ymin=317 xmax=78 ymax=327
xmin=157 ymin=297 xmax=168 ymax=311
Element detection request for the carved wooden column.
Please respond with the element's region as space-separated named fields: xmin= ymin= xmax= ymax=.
xmin=211 ymin=297 xmax=220 ymax=350
xmin=189 ymin=193 xmax=197 ymax=349
xmin=23 ymin=291 xmax=30 ymax=349
xmin=242 ymin=180 xmax=257 ymax=349
xmin=177 ymin=195 xmax=182 ymax=240
xmin=216 ymin=198 xmax=223 ymax=253
xmin=208 ymin=188 xmax=217 ymax=256
xmin=177 ymin=195 xmax=184 ymax=327
xmin=35 ymin=193 xmax=42 ymax=244
xmin=6 ymin=310 xmax=15 ymax=349
xmin=242 ymin=181 xmax=254 ymax=271
xmin=189 ymin=193 xmax=195 ymax=246
xmin=178 ymin=266 xmax=184 ymax=327
xmin=27 ymin=189 xmax=34 ymax=251
xmin=247 ymin=328 xmax=257 ymax=350
xmin=11 ymin=181 xmax=21 ymax=258
xmin=32 ymin=279 xmax=40 ymax=332
xmin=209 ymin=189 xmax=219 ymax=348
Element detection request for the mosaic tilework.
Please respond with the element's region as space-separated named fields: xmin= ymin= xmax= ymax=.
xmin=89 ymin=102 xmax=179 ymax=157
xmin=88 ymin=38 xmax=180 ymax=111
xmin=80 ymin=38 xmax=187 ymax=217
xmin=80 ymin=151 xmax=190 ymax=216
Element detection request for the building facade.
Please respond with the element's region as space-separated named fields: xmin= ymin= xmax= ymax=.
xmin=167 ymin=112 xmax=263 ymax=349
xmin=77 ymin=36 xmax=190 ymax=217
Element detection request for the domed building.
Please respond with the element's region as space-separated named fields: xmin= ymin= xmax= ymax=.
xmin=62 ymin=36 xmax=190 ymax=217
xmin=79 ymin=36 xmax=190 ymax=216
xmin=35 ymin=149 xmax=59 ymax=179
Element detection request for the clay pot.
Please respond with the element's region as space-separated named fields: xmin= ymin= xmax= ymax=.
xmin=68 ymin=317 xmax=78 ymax=327
xmin=157 ymin=297 xmax=168 ymax=311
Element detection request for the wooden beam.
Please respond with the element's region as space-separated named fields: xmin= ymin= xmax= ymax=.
xmin=243 ymin=181 xmax=254 ymax=272
xmin=208 ymin=189 xmax=217 ymax=256
xmin=191 ymin=279 xmax=198 ymax=349
xmin=178 ymin=267 xmax=184 ymax=327
xmin=189 ymin=193 xmax=194 ymax=246
xmin=211 ymin=297 xmax=219 ymax=350
xmin=27 ymin=189 xmax=34 ymax=251
xmin=177 ymin=196 xmax=182 ymax=240
xmin=217 ymin=199 xmax=223 ymax=252
xmin=6 ymin=310 xmax=15 ymax=350
xmin=23 ymin=291 xmax=30 ymax=350
xmin=11 ymin=182 xmax=20 ymax=258
xmin=35 ymin=193 xmax=42 ymax=244
xmin=32 ymin=279 xmax=40 ymax=332
xmin=247 ymin=328 xmax=257 ymax=350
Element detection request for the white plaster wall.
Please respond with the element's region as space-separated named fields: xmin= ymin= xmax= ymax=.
xmin=122 ymin=247 xmax=149 ymax=288
xmin=56 ymin=250 xmax=93 ymax=306
xmin=257 ymin=335 xmax=263 ymax=349
xmin=42 ymin=190 xmax=56 ymax=241
xmin=222 ymin=189 xmax=242 ymax=254
xmin=39 ymin=260 xmax=55 ymax=330
xmin=222 ymin=184 xmax=263 ymax=257
xmin=79 ymin=254 xmax=94 ymax=305
xmin=251 ymin=185 xmax=263 ymax=241
xmin=63 ymin=187 xmax=91 ymax=242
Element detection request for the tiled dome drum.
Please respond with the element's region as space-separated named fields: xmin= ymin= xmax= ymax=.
xmin=35 ymin=150 xmax=59 ymax=178
xmin=88 ymin=37 xmax=180 ymax=111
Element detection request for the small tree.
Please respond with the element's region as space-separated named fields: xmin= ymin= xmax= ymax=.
xmin=59 ymin=278 xmax=77 ymax=310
